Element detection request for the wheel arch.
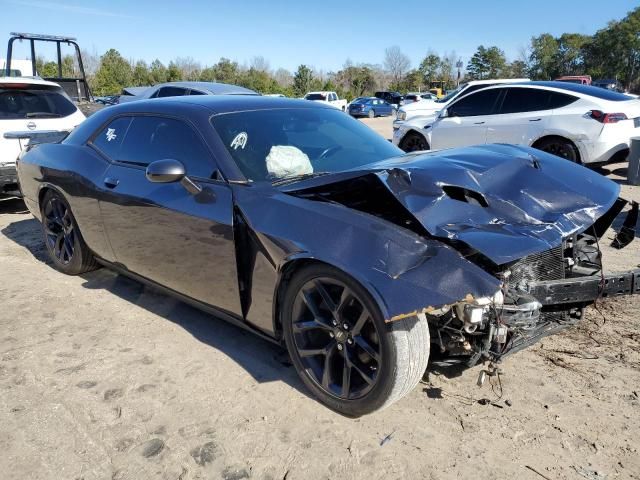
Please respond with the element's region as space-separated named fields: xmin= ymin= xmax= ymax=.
xmin=36 ymin=183 xmax=67 ymax=220
xmin=531 ymin=134 xmax=582 ymax=163
xmin=399 ymin=129 xmax=430 ymax=151
xmin=271 ymin=255 xmax=388 ymax=342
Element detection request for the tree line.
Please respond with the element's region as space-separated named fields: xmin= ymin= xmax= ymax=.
xmin=39 ymin=6 xmax=639 ymax=99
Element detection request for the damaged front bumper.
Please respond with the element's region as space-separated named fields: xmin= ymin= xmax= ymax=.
xmin=428 ymin=201 xmax=639 ymax=368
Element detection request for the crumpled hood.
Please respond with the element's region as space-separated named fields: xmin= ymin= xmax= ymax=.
xmin=288 ymin=144 xmax=621 ymax=265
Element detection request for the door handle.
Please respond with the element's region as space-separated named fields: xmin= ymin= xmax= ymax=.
xmin=104 ymin=177 xmax=119 ymax=188
xmin=473 ymin=121 xmax=485 ymax=125
xmin=529 ymin=118 xmax=542 ymax=122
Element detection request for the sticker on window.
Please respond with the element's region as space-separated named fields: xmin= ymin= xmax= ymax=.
xmin=230 ymin=132 xmax=248 ymax=150
xmin=106 ymin=128 xmax=117 ymax=142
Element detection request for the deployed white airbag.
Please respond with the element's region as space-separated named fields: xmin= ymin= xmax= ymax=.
xmin=266 ymin=145 xmax=313 ymax=178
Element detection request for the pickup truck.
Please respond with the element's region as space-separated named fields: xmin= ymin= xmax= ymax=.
xmin=303 ymin=91 xmax=347 ymax=111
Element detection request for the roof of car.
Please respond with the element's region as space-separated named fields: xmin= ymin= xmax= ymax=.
xmin=492 ymin=80 xmax=635 ymax=101
xmin=152 ymin=81 xmax=258 ymax=95
xmin=0 ymin=76 xmax=62 ymax=87
xmin=467 ymin=78 xmax=530 ymax=85
xmin=113 ymin=94 xmax=335 ymax=115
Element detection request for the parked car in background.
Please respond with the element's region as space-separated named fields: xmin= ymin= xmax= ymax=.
xmin=118 ymin=81 xmax=258 ymax=103
xmin=374 ymin=91 xmax=403 ymax=109
xmin=593 ymin=79 xmax=623 ymax=92
xmin=1 ymin=76 xmax=85 ymax=196
xmin=394 ymin=78 xmax=529 ymax=129
xmin=303 ymin=91 xmax=347 ymax=111
xmin=556 ymin=75 xmax=592 ymax=85
xmin=348 ymin=97 xmax=394 ymax=118
xmin=95 ymin=95 xmax=120 ymax=106
xmin=16 ymin=95 xmax=640 ymax=415
xmin=402 ymin=92 xmax=438 ymax=105
xmin=393 ymin=81 xmax=640 ymax=165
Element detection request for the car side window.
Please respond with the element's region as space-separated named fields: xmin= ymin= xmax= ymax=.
xmin=547 ymin=91 xmax=578 ymax=109
xmin=499 ymin=88 xmax=553 ymax=114
xmin=156 ymin=86 xmax=188 ymax=98
xmin=189 ymin=89 xmax=206 ymax=95
xmin=92 ymin=117 xmax=133 ymax=158
xmin=448 ymin=89 xmax=501 ymax=117
xmin=93 ymin=116 xmax=217 ymax=179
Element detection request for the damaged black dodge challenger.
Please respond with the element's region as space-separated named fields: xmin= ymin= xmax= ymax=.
xmin=15 ymin=96 xmax=640 ymax=416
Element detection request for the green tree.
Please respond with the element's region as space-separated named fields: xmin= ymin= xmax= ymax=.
xmin=466 ymin=46 xmax=506 ymax=79
xmin=166 ymin=61 xmax=182 ymax=82
xmin=93 ymin=49 xmax=132 ymax=95
xmin=556 ymin=33 xmax=590 ymax=75
xmin=293 ymin=64 xmax=313 ymax=97
xmin=418 ymin=53 xmax=440 ymax=87
xmin=212 ymin=57 xmax=239 ymax=84
xmin=529 ymin=34 xmax=559 ymax=79
xmin=149 ymin=59 xmax=168 ymax=84
xmin=507 ymin=60 xmax=528 ymax=78
xmin=132 ymin=60 xmax=150 ymax=86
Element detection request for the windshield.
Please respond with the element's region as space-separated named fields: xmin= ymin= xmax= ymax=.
xmin=211 ymin=107 xmax=402 ymax=183
xmin=0 ymin=86 xmax=77 ymax=119
xmin=435 ymin=84 xmax=466 ymax=103
xmin=352 ymin=97 xmax=369 ymax=104
xmin=304 ymin=93 xmax=326 ymax=101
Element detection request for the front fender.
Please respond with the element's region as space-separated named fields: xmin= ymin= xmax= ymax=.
xmin=233 ymin=185 xmax=501 ymax=333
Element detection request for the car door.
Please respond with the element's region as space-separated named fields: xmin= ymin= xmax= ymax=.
xmin=485 ymin=87 xmax=554 ymax=145
xmin=91 ymin=114 xmax=242 ymax=316
xmin=431 ymin=88 xmax=502 ymax=149
xmin=381 ymin=101 xmax=392 ymax=115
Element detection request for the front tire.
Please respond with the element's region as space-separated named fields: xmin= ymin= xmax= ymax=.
xmin=282 ymin=264 xmax=430 ymax=416
xmin=399 ymin=131 xmax=429 ymax=152
xmin=40 ymin=190 xmax=99 ymax=275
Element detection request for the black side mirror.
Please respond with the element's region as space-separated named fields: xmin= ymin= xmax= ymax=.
xmin=146 ymin=159 xmax=186 ymax=183
xmin=146 ymin=159 xmax=203 ymax=195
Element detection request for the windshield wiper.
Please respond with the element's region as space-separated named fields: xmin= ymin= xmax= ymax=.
xmin=25 ymin=112 xmax=61 ymax=118
xmin=272 ymin=172 xmax=330 ymax=186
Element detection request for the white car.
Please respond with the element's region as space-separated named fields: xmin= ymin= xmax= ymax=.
xmin=0 ymin=77 xmax=85 ymax=195
xmin=394 ymin=78 xmax=530 ymax=130
xmin=304 ymin=91 xmax=348 ymax=111
xmin=401 ymin=92 xmax=438 ymax=105
xmin=392 ymin=81 xmax=640 ymax=165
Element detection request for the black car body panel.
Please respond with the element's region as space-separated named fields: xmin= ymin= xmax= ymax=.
xmin=16 ymin=95 xmax=638 ymax=364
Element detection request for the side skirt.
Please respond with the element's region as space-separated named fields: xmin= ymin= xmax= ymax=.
xmin=94 ymin=258 xmax=281 ymax=346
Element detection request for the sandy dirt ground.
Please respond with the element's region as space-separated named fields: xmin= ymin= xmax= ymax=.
xmin=1 ymin=116 xmax=639 ymax=480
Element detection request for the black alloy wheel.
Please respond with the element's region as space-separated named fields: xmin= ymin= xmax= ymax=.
xmin=535 ymin=138 xmax=579 ymax=163
xmin=40 ymin=190 xmax=99 ymax=275
xmin=290 ymin=276 xmax=381 ymax=400
xmin=43 ymin=195 xmax=76 ymax=265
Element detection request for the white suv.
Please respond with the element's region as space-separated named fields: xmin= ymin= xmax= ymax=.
xmin=393 ymin=78 xmax=529 ymax=130
xmin=392 ymin=81 xmax=640 ymax=165
xmin=0 ymin=77 xmax=85 ymax=195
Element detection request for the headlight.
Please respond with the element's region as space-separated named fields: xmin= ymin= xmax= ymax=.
xmin=397 ymin=111 xmax=406 ymax=121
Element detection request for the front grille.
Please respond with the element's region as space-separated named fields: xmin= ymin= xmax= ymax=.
xmin=508 ymin=244 xmax=565 ymax=291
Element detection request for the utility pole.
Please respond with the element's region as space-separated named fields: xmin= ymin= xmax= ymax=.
xmin=456 ymin=59 xmax=463 ymax=87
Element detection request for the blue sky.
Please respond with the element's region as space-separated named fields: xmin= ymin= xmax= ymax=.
xmin=1 ymin=0 xmax=637 ymax=72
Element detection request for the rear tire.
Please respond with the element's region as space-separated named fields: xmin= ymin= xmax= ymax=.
xmin=400 ymin=131 xmax=429 ymax=152
xmin=282 ymin=263 xmax=430 ymax=416
xmin=534 ymin=137 xmax=580 ymax=163
xmin=40 ymin=190 xmax=99 ymax=275
xmin=368 ymin=109 xmax=375 ymax=119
